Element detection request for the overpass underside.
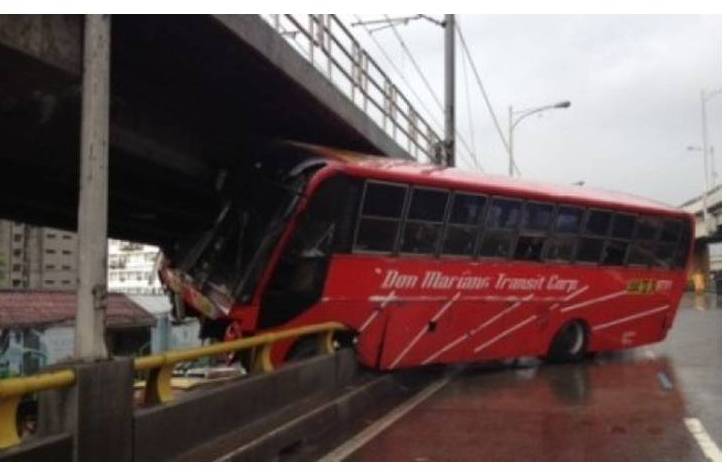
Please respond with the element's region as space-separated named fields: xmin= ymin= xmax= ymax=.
xmin=0 ymin=15 xmax=410 ymax=247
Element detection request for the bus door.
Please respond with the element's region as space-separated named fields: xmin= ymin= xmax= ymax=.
xmin=259 ymin=174 xmax=361 ymax=330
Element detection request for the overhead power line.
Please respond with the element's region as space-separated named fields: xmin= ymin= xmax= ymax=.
xmin=353 ymin=14 xmax=444 ymax=134
xmin=459 ymin=31 xmax=480 ymax=171
xmin=384 ymin=14 xmax=445 ymax=112
xmin=455 ymin=22 xmax=521 ymax=176
xmin=356 ymin=15 xmax=480 ymax=169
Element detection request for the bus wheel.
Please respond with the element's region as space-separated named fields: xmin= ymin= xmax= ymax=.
xmin=547 ymin=321 xmax=588 ymax=363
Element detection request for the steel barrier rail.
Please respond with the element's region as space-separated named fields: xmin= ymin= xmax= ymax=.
xmin=0 ymin=369 xmax=76 ymax=449
xmin=133 ymin=321 xmax=346 ymax=405
xmin=264 ymin=14 xmax=442 ymax=163
xmin=0 ymin=321 xmax=345 ymax=450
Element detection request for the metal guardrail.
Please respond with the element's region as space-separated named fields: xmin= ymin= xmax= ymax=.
xmin=133 ymin=321 xmax=345 ymax=404
xmin=0 ymin=369 xmax=76 ymax=449
xmin=0 ymin=321 xmax=345 ymax=449
xmin=264 ymin=14 xmax=442 ymax=163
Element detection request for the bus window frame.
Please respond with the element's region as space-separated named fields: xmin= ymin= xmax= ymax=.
xmin=478 ymin=196 xmax=523 ymax=261
xmin=601 ymin=211 xmax=637 ymax=268
xmin=441 ymin=190 xmax=489 ymax=260
xmin=625 ymin=214 xmax=665 ymax=269
xmin=399 ymin=185 xmax=451 ymax=258
xmin=542 ymin=203 xmax=586 ymax=265
xmin=513 ymin=199 xmax=555 ymax=262
xmin=573 ymin=207 xmax=613 ymax=266
xmin=353 ymin=179 xmax=409 ymax=256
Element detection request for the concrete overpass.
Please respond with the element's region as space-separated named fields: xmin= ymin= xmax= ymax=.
xmin=680 ymin=184 xmax=721 ymax=242
xmin=0 ymin=14 xmax=440 ymax=247
xmin=680 ymin=184 xmax=722 ymax=288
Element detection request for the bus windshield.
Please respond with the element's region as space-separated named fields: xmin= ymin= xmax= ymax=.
xmin=167 ymin=154 xmax=325 ymax=304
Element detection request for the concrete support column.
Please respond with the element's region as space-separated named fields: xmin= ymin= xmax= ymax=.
xmin=75 ymin=14 xmax=111 ymax=359
xmin=38 ymin=359 xmax=134 ymax=460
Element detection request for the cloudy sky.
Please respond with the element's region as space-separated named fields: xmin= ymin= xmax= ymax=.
xmin=340 ymin=14 xmax=721 ymax=207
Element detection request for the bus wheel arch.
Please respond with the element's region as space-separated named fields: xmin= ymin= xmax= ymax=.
xmin=284 ymin=327 xmax=358 ymax=362
xmin=546 ymin=318 xmax=590 ymax=363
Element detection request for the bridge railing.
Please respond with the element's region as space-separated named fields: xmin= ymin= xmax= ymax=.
xmin=264 ymin=14 xmax=442 ymax=163
xmin=0 ymin=321 xmax=345 ymax=450
xmin=134 ymin=321 xmax=344 ymax=405
xmin=0 ymin=369 xmax=75 ymax=448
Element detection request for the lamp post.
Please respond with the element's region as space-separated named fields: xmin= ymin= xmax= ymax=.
xmin=507 ymin=100 xmax=571 ymax=177
xmin=687 ymin=87 xmax=721 ymax=236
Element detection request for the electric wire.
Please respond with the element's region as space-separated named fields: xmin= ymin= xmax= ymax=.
xmin=459 ymin=31 xmax=482 ymax=172
xmin=455 ymin=22 xmax=522 ymax=176
xmin=353 ymin=14 xmax=444 ymax=134
xmin=356 ymin=15 xmax=479 ymax=169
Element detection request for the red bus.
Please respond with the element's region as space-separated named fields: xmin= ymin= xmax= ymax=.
xmin=159 ymin=143 xmax=694 ymax=369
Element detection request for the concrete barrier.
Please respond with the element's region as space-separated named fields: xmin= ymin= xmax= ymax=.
xmin=133 ymin=349 xmax=359 ymax=460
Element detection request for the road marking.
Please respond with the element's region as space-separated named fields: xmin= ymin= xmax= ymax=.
xmin=656 ymin=371 xmax=673 ymax=391
xmin=319 ymin=375 xmax=453 ymax=461
xmin=684 ymin=418 xmax=721 ymax=462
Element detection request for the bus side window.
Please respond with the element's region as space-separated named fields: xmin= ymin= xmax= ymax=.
xmin=514 ymin=201 xmax=553 ymax=261
xmin=400 ymin=187 xmax=449 ymax=255
xmin=544 ymin=205 xmax=583 ymax=263
xmin=602 ymin=213 xmax=635 ymax=266
xmin=673 ymin=220 xmax=692 ymax=268
xmin=480 ymin=198 xmax=522 ymax=259
xmin=442 ymin=192 xmax=488 ymax=257
xmin=354 ymin=181 xmax=407 ymax=253
xmin=626 ymin=215 xmax=662 ymax=267
xmin=653 ymin=218 xmax=682 ymax=268
xmin=575 ymin=209 xmax=612 ymax=263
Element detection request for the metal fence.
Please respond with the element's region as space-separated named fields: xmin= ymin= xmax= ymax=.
xmin=263 ymin=14 xmax=442 ymax=163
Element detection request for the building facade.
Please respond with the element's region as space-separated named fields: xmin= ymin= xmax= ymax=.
xmin=0 ymin=219 xmax=77 ymax=291
xmin=108 ymin=239 xmax=163 ymax=294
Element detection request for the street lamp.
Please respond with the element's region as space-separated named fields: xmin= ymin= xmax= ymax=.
xmin=688 ymin=87 xmax=721 ymax=236
xmin=508 ymin=100 xmax=571 ymax=177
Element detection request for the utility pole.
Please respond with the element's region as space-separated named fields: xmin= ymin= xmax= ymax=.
xmin=507 ymin=105 xmax=514 ymax=177
xmin=444 ymin=14 xmax=456 ymax=167
xmin=700 ymin=89 xmax=711 ymax=235
xmin=698 ymin=88 xmax=721 ymax=235
xmin=75 ymin=14 xmax=111 ymax=360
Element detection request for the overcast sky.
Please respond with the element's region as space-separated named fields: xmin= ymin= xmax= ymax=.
xmin=341 ymin=14 xmax=721 ymax=207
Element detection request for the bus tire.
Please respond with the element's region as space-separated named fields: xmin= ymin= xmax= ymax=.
xmin=547 ymin=320 xmax=588 ymax=363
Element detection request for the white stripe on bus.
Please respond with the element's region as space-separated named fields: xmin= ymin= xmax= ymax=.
xmin=592 ymin=305 xmax=670 ymax=331
xmin=359 ymin=290 xmax=396 ymax=331
xmin=389 ymin=292 xmax=462 ymax=369
xmin=470 ymin=293 xmax=535 ymax=336
xmin=473 ymin=315 xmax=539 ymax=353
xmin=420 ymin=294 xmax=534 ymax=364
xmin=561 ymin=289 xmax=627 ymax=313
xmin=423 ymin=333 xmax=469 ymax=364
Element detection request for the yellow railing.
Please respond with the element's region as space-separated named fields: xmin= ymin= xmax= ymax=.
xmin=0 ymin=321 xmax=345 ymax=450
xmin=133 ymin=321 xmax=345 ymax=405
xmin=0 ymin=369 xmax=76 ymax=449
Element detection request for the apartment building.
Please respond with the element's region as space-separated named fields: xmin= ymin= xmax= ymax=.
xmin=0 ymin=220 xmax=77 ymax=291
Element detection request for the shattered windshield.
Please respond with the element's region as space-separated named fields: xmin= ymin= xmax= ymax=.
xmin=170 ymin=153 xmax=322 ymax=303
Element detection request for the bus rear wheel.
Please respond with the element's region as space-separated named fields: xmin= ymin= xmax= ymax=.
xmin=547 ymin=321 xmax=588 ymax=363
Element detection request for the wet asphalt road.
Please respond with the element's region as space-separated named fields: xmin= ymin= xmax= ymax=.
xmin=330 ymin=293 xmax=722 ymax=461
